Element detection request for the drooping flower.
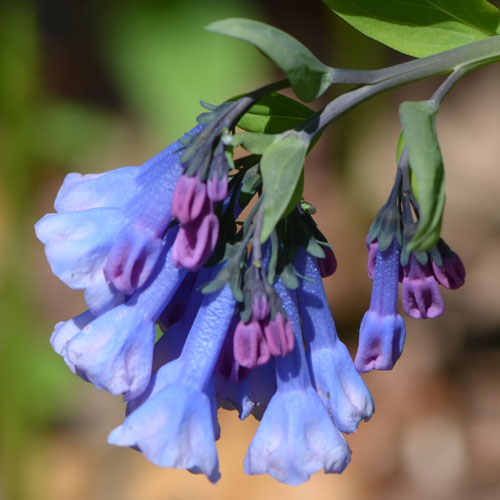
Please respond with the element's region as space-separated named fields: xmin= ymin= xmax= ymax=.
xmin=35 ymin=126 xmax=203 ymax=314
xmin=109 ymin=285 xmax=236 ymax=483
xmin=295 ymin=248 xmax=374 ymax=433
xmin=355 ymin=238 xmax=406 ymax=372
xmin=244 ymin=280 xmax=352 ymax=485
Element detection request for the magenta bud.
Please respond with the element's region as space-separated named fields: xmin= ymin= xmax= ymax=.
xmin=432 ymin=252 xmax=465 ymax=290
xmin=402 ymin=255 xmax=444 ymax=319
xmin=233 ymin=320 xmax=270 ymax=369
xmin=171 ymin=174 xmax=207 ymax=224
xmin=104 ymin=225 xmax=162 ymax=295
xmin=207 ymin=174 xmax=228 ymax=202
xmin=262 ymin=312 xmax=294 ymax=357
xmin=172 ymin=213 xmax=219 ymax=271
xmin=252 ymin=294 xmax=270 ymax=321
xmin=366 ymin=236 xmax=378 ymax=280
xmin=317 ymin=247 xmax=337 ymax=278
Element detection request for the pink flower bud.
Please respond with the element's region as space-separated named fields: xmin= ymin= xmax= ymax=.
xmin=402 ymin=255 xmax=444 ymax=319
xmin=233 ymin=320 xmax=270 ymax=368
xmin=262 ymin=312 xmax=294 ymax=357
xmin=171 ymin=174 xmax=207 ymax=224
xmin=432 ymin=252 xmax=465 ymax=290
xmin=172 ymin=213 xmax=219 ymax=271
xmin=103 ymin=224 xmax=162 ymax=295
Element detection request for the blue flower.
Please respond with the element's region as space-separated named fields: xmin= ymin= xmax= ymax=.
xmin=355 ymin=238 xmax=406 ymax=372
xmin=35 ymin=126 xmax=202 ymax=314
xmin=244 ymin=280 xmax=351 ymax=485
xmin=52 ymin=231 xmax=188 ymax=399
xmin=108 ymin=285 xmax=236 ymax=483
xmin=295 ymin=248 xmax=374 ymax=433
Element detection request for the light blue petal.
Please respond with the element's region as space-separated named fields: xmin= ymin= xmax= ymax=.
xmin=54 ymin=167 xmax=140 ymax=213
xmin=108 ymin=384 xmax=220 ymax=483
xmin=295 ymin=248 xmax=374 ymax=433
xmin=65 ymin=304 xmax=156 ymax=399
xmin=50 ymin=310 xmax=95 ymax=373
xmin=84 ymin=269 xmax=125 ymax=316
xmin=244 ymin=386 xmax=351 ymax=485
xmin=35 ymin=208 xmax=125 ymax=289
xmin=177 ymin=285 xmax=236 ymax=388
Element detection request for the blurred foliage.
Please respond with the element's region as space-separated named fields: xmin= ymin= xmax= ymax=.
xmin=0 ymin=1 xmax=266 ymax=499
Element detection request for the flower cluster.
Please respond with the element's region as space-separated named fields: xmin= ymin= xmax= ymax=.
xmin=355 ymin=170 xmax=466 ymax=373
xmin=36 ymin=123 xmax=374 ymax=485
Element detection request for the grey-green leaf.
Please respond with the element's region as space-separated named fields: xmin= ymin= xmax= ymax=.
xmin=206 ymin=18 xmax=333 ymax=101
xmin=237 ymin=92 xmax=314 ymax=133
xmin=323 ymin=0 xmax=500 ymax=57
xmin=399 ymin=100 xmax=446 ymax=251
xmin=260 ymin=133 xmax=309 ymax=242
xmin=231 ymin=132 xmax=280 ymax=154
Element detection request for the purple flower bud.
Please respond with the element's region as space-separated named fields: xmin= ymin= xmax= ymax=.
xmin=233 ymin=319 xmax=270 ymax=369
xmin=207 ymin=173 xmax=228 ymax=202
xmin=355 ymin=238 xmax=406 ymax=372
xmin=172 ymin=213 xmax=219 ymax=271
xmin=103 ymin=224 xmax=163 ymax=295
xmin=251 ymin=293 xmax=270 ymax=321
xmin=432 ymin=252 xmax=466 ymax=290
xmin=317 ymin=246 xmax=337 ymax=277
xmin=261 ymin=312 xmax=294 ymax=357
xmin=402 ymin=254 xmax=444 ymax=319
xmin=172 ymin=174 xmax=207 ymax=224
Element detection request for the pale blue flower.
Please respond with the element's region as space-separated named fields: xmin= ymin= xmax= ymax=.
xmin=295 ymin=248 xmax=374 ymax=433
xmin=108 ymin=285 xmax=236 ymax=483
xmin=244 ymin=281 xmax=351 ymax=485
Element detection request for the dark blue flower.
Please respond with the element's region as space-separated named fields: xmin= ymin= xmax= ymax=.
xmin=355 ymin=238 xmax=406 ymax=372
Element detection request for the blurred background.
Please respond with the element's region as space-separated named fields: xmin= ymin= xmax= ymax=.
xmin=1 ymin=1 xmax=499 ymax=499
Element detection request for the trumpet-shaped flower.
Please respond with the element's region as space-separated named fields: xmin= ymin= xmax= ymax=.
xmin=109 ymin=285 xmax=236 ymax=483
xmin=355 ymin=238 xmax=406 ymax=372
xmin=244 ymin=281 xmax=351 ymax=485
xmin=295 ymin=248 xmax=374 ymax=433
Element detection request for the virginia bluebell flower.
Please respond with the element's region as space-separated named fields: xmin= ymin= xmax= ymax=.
xmin=244 ymin=280 xmax=352 ymax=485
xmin=36 ymin=121 xmax=374 ymax=485
xmin=295 ymin=248 xmax=374 ymax=433
xmin=355 ymin=238 xmax=406 ymax=372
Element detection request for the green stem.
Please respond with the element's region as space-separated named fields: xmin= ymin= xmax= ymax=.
xmin=301 ymin=36 xmax=500 ymax=138
xmin=329 ymin=35 xmax=500 ymax=85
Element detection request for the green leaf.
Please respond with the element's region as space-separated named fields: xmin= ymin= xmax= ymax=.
xmin=231 ymin=132 xmax=280 ymax=154
xmin=399 ymin=100 xmax=446 ymax=251
xmin=260 ymin=133 xmax=309 ymax=242
xmin=206 ymin=18 xmax=333 ymax=101
xmin=237 ymin=93 xmax=314 ymax=133
xmin=323 ymin=0 xmax=500 ymax=57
